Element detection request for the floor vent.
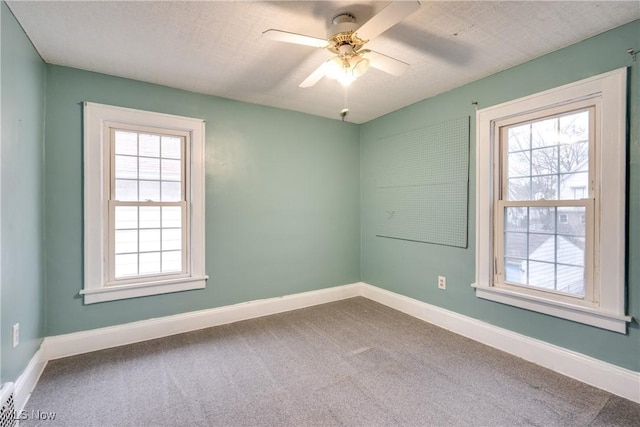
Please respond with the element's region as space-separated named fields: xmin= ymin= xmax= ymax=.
xmin=0 ymin=383 xmax=16 ymax=427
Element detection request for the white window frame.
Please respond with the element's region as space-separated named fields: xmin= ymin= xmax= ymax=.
xmin=82 ymin=102 xmax=207 ymax=304
xmin=473 ymin=68 xmax=631 ymax=333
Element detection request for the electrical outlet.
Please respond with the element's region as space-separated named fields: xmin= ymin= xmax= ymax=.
xmin=12 ymin=323 xmax=19 ymax=348
xmin=438 ymin=276 xmax=446 ymax=290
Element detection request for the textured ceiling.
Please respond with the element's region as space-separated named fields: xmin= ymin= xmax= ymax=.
xmin=7 ymin=1 xmax=640 ymax=123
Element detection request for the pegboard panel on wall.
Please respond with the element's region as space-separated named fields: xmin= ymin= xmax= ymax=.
xmin=375 ymin=116 xmax=470 ymax=248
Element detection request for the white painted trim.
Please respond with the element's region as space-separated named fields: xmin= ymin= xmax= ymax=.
xmin=473 ymin=285 xmax=631 ymax=333
xmin=80 ymin=275 xmax=207 ymax=304
xmin=14 ymin=347 xmax=47 ymax=415
xmin=44 ymin=283 xmax=361 ymax=360
xmin=359 ymin=283 xmax=640 ymax=403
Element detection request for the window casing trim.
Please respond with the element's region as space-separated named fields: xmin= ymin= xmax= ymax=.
xmin=83 ymin=102 xmax=207 ymax=304
xmin=473 ymin=67 xmax=630 ymax=333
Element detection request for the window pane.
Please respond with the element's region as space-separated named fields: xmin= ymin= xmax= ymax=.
xmin=115 ymin=155 xmax=137 ymax=180
xmin=531 ymin=118 xmax=558 ymax=148
xmin=559 ymin=172 xmax=588 ymax=200
xmin=506 ymin=177 xmax=531 ymax=200
xmin=162 ymin=206 xmax=182 ymax=228
xmin=162 ymin=251 xmax=182 ymax=273
xmin=504 ymin=258 xmax=524 ymax=283
xmin=529 ymin=207 xmax=555 ymax=232
xmin=559 ymin=111 xmax=589 ymax=145
xmin=531 ymin=146 xmax=557 ymax=177
xmin=139 ymin=229 xmax=160 ymax=252
xmin=115 ymin=179 xmax=137 ymax=201
xmin=162 ymin=228 xmax=181 ymax=251
xmin=532 ymin=175 xmax=558 ymax=201
xmin=558 ymin=206 xmax=586 ymax=236
xmin=139 ymin=180 xmax=160 ymax=201
xmin=528 ymin=233 xmax=555 ymax=262
xmin=507 ymin=152 xmax=530 ymax=178
xmin=139 ymin=157 xmax=160 ymax=180
xmin=507 ymin=124 xmax=530 ymax=152
xmin=162 ymin=136 xmax=181 ymax=159
xmin=559 ymin=142 xmax=589 ymax=173
xmin=504 ymin=231 xmax=527 ymax=261
xmin=115 ymin=230 xmax=137 ymax=254
xmin=140 ymin=252 xmax=161 ymax=275
xmin=115 ymin=206 xmax=137 ymax=230
xmin=527 ymin=261 xmax=555 ymax=290
xmin=557 ymin=235 xmax=585 ymax=266
xmin=161 ymin=159 xmax=181 ymax=181
xmin=115 ymin=254 xmax=138 ymax=278
xmin=505 ymin=207 xmax=527 ymax=231
xmin=161 ymin=182 xmax=181 ymax=202
xmin=115 ymin=131 xmax=137 ymax=156
xmin=557 ymin=265 xmax=585 ymax=297
xmin=139 ymin=134 xmax=160 ymax=158
xmin=140 ymin=207 xmax=160 ymax=228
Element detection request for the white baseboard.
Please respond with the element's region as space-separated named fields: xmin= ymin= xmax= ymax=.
xmin=44 ymin=282 xmax=361 ymax=360
xmin=16 ymin=281 xmax=639 ymax=410
xmin=14 ymin=347 xmax=47 ymax=415
xmin=359 ymin=282 xmax=640 ymax=403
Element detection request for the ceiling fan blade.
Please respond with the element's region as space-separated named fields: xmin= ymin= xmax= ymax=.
xmin=262 ymin=29 xmax=328 ymax=48
xmin=364 ymin=50 xmax=410 ymax=76
xmin=299 ymin=60 xmax=330 ymax=88
xmin=355 ymin=1 xmax=421 ymax=42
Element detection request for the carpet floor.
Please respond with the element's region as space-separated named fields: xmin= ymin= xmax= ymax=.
xmin=21 ymin=297 xmax=640 ymax=426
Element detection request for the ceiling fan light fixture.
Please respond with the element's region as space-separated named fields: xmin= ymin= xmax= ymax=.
xmin=350 ymin=55 xmax=370 ymax=78
xmin=324 ymin=53 xmax=370 ymax=86
xmin=323 ymin=56 xmax=353 ymax=86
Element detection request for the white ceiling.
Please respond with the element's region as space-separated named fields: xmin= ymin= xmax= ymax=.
xmin=7 ymin=1 xmax=639 ymax=124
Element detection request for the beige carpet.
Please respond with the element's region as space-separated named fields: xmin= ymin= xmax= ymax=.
xmin=21 ymin=297 xmax=640 ymax=426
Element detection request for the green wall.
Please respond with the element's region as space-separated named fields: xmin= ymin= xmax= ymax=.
xmin=0 ymin=2 xmax=46 ymax=382
xmin=361 ymin=19 xmax=640 ymax=371
xmin=44 ymin=65 xmax=361 ymax=336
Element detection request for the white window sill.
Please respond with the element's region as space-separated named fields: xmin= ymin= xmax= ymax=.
xmin=80 ymin=275 xmax=208 ymax=304
xmin=471 ymin=284 xmax=632 ymax=333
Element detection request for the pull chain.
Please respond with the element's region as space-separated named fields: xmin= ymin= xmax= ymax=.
xmin=340 ymin=86 xmax=349 ymax=121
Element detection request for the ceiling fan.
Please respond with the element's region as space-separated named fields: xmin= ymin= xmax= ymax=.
xmin=263 ymin=1 xmax=421 ymax=88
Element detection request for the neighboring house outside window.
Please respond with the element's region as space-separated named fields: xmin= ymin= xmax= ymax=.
xmin=474 ymin=68 xmax=631 ymax=333
xmin=82 ymin=103 xmax=207 ymax=304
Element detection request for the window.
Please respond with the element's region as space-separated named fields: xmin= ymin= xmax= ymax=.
xmin=83 ymin=103 xmax=207 ymax=304
xmin=474 ymin=68 xmax=630 ymax=333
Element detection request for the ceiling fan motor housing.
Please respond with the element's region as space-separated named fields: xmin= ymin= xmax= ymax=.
xmin=328 ymin=13 xmax=365 ymax=54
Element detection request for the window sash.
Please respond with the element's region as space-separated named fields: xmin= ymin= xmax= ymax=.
xmin=494 ymin=198 xmax=595 ymax=305
xmin=106 ymin=200 xmax=189 ymax=286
